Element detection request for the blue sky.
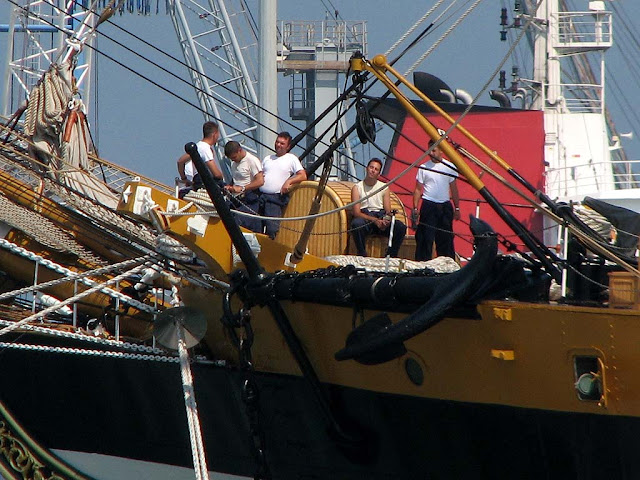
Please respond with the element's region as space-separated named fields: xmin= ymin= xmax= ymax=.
xmin=2 ymin=0 xmax=640 ymax=186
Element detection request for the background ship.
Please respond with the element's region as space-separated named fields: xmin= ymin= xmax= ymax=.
xmin=1 ymin=1 xmax=640 ymax=479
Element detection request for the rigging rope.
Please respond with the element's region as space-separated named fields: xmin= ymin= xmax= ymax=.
xmin=0 ymin=194 xmax=107 ymax=264
xmin=404 ymin=0 xmax=484 ymax=77
xmin=384 ymin=1 xmax=445 ymax=58
xmin=177 ymin=326 xmax=210 ymax=480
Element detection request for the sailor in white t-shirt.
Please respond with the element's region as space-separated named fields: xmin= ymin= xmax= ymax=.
xmin=223 ymin=141 xmax=263 ymax=232
xmin=176 ymin=121 xmax=223 ymax=198
xmin=258 ymin=132 xmax=307 ymax=239
xmin=412 ymin=139 xmax=460 ymax=261
xmin=351 ymin=157 xmax=406 ymax=257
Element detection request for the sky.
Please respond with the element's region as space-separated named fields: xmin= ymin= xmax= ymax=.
xmin=2 ymin=0 xmax=640 ymax=188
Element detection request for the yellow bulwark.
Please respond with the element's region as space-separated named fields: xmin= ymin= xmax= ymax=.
xmin=117 ymin=179 xmax=410 ymax=276
xmin=117 ymin=180 xmax=338 ymax=277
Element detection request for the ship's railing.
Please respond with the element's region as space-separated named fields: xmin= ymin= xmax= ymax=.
xmin=545 ymin=160 xmax=640 ymax=197
xmin=279 ymin=20 xmax=366 ymax=56
xmin=554 ymin=11 xmax=612 ymax=50
xmin=545 ymin=83 xmax=603 ymax=114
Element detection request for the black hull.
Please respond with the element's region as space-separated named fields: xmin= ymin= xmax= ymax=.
xmin=1 ymin=336 xmax=639 ymax=479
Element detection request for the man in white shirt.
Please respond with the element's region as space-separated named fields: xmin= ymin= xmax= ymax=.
xmin=176 ymin=121 xmax=223 ymax=198
xmin=259 ymin=132 xmax=307 ymax=239
xmin=412 ymin=139 xmax=460 ymax=261
xmin=223 ymin=141 xmax=263 ymax=232
xmin=351 ymin=157 xmax=406 ymax=257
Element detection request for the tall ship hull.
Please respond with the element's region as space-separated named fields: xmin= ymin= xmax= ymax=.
xmin=2 ymin=295 xmax=640 ymax=479
xmin=1 ymin=1 xmax=640 ymax=479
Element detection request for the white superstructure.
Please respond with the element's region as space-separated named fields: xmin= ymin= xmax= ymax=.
xmin=528 ymin=0 xmax=640 ymax=210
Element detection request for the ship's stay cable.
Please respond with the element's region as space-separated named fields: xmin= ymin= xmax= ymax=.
xmin=404 ymin=0 xmax=484 ymax=77
xmin=0 ymin=135 xmax=163 ymax=252
xmin=384 ymin=1 xmax=445 ymax=58
xmin=5 ymin=0 xmax=274 ymax=155
xmin=0 ymin=144 xmax=145 ymax=247
xmin=95 ymin=1 xmax=350 ymax=158
xmin=1 ymin=137 xmax=197 ymax=284
xmin=458 ymin=143 xmax=640 ymax=267
xmin=10 ymin=0 xmax=552 ymax=253
xmin=92 ymin=0 xmax=440 ymax=164
xmin=350 ymin=104 xmax=547 ymax=244
xmin=87 ymin=0 xmax=454 ymax=160
xmin=0 ymin=253 xmax=151 ymax=305
xmin=501 ymin=0 xmax=531 ymax=86
xmin=0 ymin=131 xmax=225 ymax=287
xmin=10 ymin=0 xmax=510 ymax=242
xmin=8 ymin=0 xmax=462 ymax=174
xmin=319 ymin=0 xmax=343 ymax=21
xmin=348 ymin=5 xmax=540 ymax=213
xmin=0 ymin=240 xmax=157 ymax=312
xmin=8 ymin=0 xmax=369 ymax=169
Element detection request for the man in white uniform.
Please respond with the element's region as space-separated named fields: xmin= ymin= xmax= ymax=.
xmin=224 ymin=141 xmax=263 ymax=232
xmin=259 ymin=132 xmax=307 ymax=239
xmin=176 ymin=121 xmax=223 ymax=198
xmin=412 ymin=139 xmax=460 ymax=261
xmin=351 ymin=158 xmax=406 ymax=257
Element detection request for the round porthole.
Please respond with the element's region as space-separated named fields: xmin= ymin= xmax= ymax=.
xmin=405 ymin=357 xmax=424 ymax=386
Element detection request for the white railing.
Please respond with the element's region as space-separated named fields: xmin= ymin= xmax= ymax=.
xmin=545 ymin=160 xmax=640 ymax=198
xmin=555 ymin=11 xmax=612 ymax=49
xmin=279 ymin=20 xmax=366 ymax=54
xmin=545 ymin=83 xmax=603 ymax=114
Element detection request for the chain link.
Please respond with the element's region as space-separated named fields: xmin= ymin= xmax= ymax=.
xmin=0 ymin=319 xmax=221 ymax=365
xmin=237 ymin=309 xmax=271 ymax=480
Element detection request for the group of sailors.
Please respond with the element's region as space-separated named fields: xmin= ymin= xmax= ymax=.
xmin=177 ymin=121 xmax=306 ymax=240
xmin=177 ymin=121 xmax=460 ymax=261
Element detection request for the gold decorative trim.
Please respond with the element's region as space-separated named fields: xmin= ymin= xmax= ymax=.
xmin=0 ymin=401 xmax=93 ymax=480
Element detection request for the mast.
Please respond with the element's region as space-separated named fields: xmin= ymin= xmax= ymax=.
xmin=258 ymin=0 xmax=278 ymax=160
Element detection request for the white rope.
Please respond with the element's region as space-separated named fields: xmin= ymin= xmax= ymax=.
xmin=0 ymin=339 xmax=224 ymax=365
xmin=177 ymin=326 xmax=210 ymax=480
xmin=404 ymin=0 xmax=484 ymax=77
xmin=384 ymin=1 xmax=446 ymax=58
xmin=0 ymin=263 xmax=147 ymax=338
xmin=0 ymin=317 xmax=223 ymax=367
xmin=156 ymin=234 xmax=194 ymax=263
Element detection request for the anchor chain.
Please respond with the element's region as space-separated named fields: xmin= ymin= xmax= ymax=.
xmin=222 ymin=281 xmax=270 ymax=480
